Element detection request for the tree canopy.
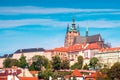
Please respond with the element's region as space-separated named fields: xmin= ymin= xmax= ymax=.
xmin=52 ymin=56 xmax=61 ymax=70
xmin=107 ymin=62 xmax=120 ymax=80
xmin=61 ymin=59 xmax=70 ymax=69
xmin=3 ymin=58 xmax=19 ymax=68
xmin=71 ymin=55 xmax=83 ymax=70
xmin=89 ymin=57 xmax=99 ymax=69
xmin=29 ymin=55 xmax=50 ymax=71
xmin=19 ymin=54 xmax=27 ymax=68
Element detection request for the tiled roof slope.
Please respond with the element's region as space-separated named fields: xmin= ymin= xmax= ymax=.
xmin=71 ymin=69 xmax=83 ymax=77
xmin=87 ymin=34 xmax=103 ymax=43
xmin=14 ymin=48 xmax=45 ymax=53
xmin=74 ymin=34 xmax=103 ymax=44
xmin=54 ymin=43 xmax=99 ymax=52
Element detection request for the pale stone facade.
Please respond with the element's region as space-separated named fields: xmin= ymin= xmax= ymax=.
xmin=95 ymin=49 xmax=120 ymax=67
xmin=12 ymin=52 xmax=44 ymax=63
xmin=0 ymin=58 xmax=5 ymax=68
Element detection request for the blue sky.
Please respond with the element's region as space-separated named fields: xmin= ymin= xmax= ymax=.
xmin=0 ymin=0 xmax=120 ymax=56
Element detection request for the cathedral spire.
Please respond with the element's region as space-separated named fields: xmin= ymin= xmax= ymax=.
xmin=86 ymin=26 xmax=88 ymax=37
xmin=72 ymin=16 xmax=75 ymax=29
xmin=77 ymin=24 xmax=80 ymax=35
xmin=72 ymin=16 xmax=75 ymax=25
xmin=67 ymin=24 xmax=69 ymax=32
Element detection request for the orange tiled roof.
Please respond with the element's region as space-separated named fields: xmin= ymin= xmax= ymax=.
xmin=54 ymin=47 xmax=68 ymax=52
xmin=71 ymin=69 xmax=83 ymax=77
xmin=19 ymin=77 xmax=38 ymax=80
xmin=85 ymin=43 xmax=99 ymax=50
xmin=0 ymin=76 xmax=7 ymax=80
xmin=86 ymin=72 xmax=97 ymax=78
xmin=53 ymin=43 xmax=100 ymax=53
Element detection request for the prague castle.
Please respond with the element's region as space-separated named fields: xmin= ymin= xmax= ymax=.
xmin=1 ymin=17 xmax=119 ymax=68
xmin=64 ymin=18 xmax=110 ymax=48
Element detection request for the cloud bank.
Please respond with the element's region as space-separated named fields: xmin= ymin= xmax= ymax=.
xmin=0 ymin=6 xmax=120 ymax=15
xmin=0 ymin=19 xmax=120 ymax=28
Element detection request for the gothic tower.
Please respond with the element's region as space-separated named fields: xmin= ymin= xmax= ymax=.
xmin=64 ymin=18 xmax=80 ymax=47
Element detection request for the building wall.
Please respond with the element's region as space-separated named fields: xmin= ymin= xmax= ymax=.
xmin=0 ymin=58 xmax=5 ymax=68
xmin=12 ymin=51 xmax=52 ymax=65
xmin=44 ymin=51 xmax=52 ymax=61
xmin=12 ymin=52 xmax=44 ymax=60
xmin=95 ymin=51 xmax=120 ymax=67
xmin=52 ymin=51 xmax=68 ymax=60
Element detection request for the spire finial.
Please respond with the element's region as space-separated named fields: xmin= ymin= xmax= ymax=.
xmin=72 ymin=16 xmax=75 ymax=25
xmin=67 ymin=24 xmax=69 ymax=32
xmin=86 ymin=26 xmax=88 ymax=37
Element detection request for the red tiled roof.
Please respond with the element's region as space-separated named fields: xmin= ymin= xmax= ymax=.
xmin=54 ymin=47 xmax=68 ymax=52
xmin=85 ymin=43 xmax=99 ymax=50
xmin=71 ymin=69 xmax=83 ymax=77
xmin=19 ymin=77 xmax=38 ymax=80
xmin=0 ymin=76 xmax=7 ymax=80
xmin=86 ymin=72 xmax=97 ymax=78
xmin=53 ymin=43 xmax=100 ymax=53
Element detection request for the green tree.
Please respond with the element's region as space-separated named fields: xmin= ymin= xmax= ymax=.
xmin=52 ymin=56 xmax=61 ymax=70
xmin=77 ymin=56 xmax=83 ymax=68
xmin=89 ymin=57 xmax=99 ymax=69
xmin=3 ymin=58 xmax=19 ymax=68
xmin=19 ymin=54 xmax=27 ymax=68
xmin=71 ymin=63 xmax=80 ymax=70
xmin=9 ymin=59 xmax=19 ymax=67
xmin=107 ymin=62 xmax=120 ymax=80
xmin=71 ymin=56 xmax=83 ymax=70
xmin=32 ymin=55 xmax=50 ymax=70
xmin=61 ymin=59 xmax=70 ymax=69
xmin=38 ymin=69 xmax=53 ymax=80
xmin=29 ymin=62 xmax=36 ymax=71
xmin=3 ymin=58 xmax=11 ymax=68
xmin=73 ymin=77 xmax=76 ymax=80
xmin=97 ymin=68 xmax=111 ymax=80
xmin=83 ymin=64 xmax=89 ymax=70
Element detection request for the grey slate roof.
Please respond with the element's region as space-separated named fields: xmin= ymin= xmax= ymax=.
xmin=73 ymin=36 xmax=86 ymax=44
xmin=87 ymin=34 xmax=103 ymax=43
xmin=74 ymin=34 xmax=103 ymax=44
xmin=0 ymin=54 xmax=13 ymax=58
xmin=14 ymin=48 xmax=45 ymax=53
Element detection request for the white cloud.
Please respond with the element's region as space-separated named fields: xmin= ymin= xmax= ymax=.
xmin=0 ymin=19 xmax=66 ymax=28
xmin=77 ymin=12 xmax=120 ymax=17
xmin=0 ymin=19 xmax=120 ymax=28
xmin=0 ymin=6 xmax=120 ymax=15
xmin=77 ymin=20 xmax=120 ymax=28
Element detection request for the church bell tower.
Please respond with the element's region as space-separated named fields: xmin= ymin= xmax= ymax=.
xmin=64 ymin=17 xmax=80 ymax=47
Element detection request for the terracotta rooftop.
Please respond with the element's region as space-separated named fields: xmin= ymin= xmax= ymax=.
xmin=86 ymin=72 xmax=97 ymax=78
xmin=71 ymin=69 xmax=83 ymax=77
xmin=53 ymin=43 xmax=99 ymax=52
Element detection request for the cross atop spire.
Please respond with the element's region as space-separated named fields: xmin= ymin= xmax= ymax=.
xmin=72 ymin=16 xmax=76 ymax=30
xmin=72 ymin=16 xmax=75 ymax=25
xmin=86 ymin=26 xmax=88 ymax=37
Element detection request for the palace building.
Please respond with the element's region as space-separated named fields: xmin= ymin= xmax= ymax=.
xmin=64 ymin=18 xmax=110 ymax=48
